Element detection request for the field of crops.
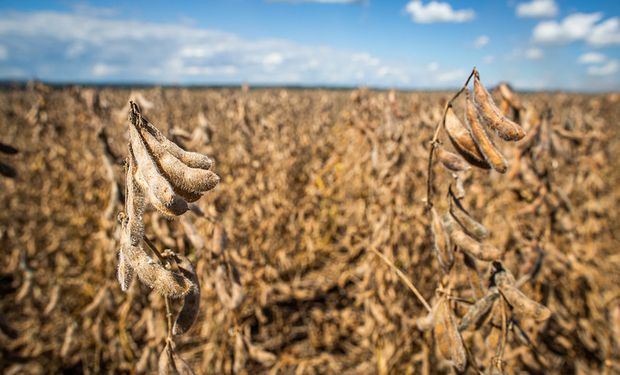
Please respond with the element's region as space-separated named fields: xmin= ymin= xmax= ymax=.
xmin=0 ymin=83 xmax=619 ymax=374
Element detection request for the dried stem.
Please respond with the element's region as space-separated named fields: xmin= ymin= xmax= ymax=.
xmin=369 ymin=247 xmax=432 ymax=313
xmin=97 ymin=127 xmax=122 ymax=221
xmin=496 ymin=297 xmax=508 ymax=371
xmin=425 ymin=67 xmax=477 ymax=210
xmin=165 ymin=296 xmax=173 ymax=342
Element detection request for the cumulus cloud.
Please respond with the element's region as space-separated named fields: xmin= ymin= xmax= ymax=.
xmin=0 ymin=9 xmax=436 ymax=87
xmin=405 ymin=1 xmax=475 ymax=24
xmin=576 ymin=52 xmax=617 ymax=77
xmin=351 ymin=53 xmax=380 ymax=66
xmin=587 ymin=18 xmax=620 ymax=47
xmin=91 ymin=63 xmax=117 ymax=77
xmin=422 ymin=62 xmax=467 ymax=85
xmin=516 ymin=0 xmax=558 ymax=18
xmin=587 ymin=60 xmax=618 ymax=76
xmin=263 ymin=52 xmax=284 ymax=68
xmin=525 ymin=47 xmax=544 ymax=60
xmin=578 ymin=52 xmax=606 ymax=64
xmin=533 ymin=13 xmax=602 ymax=44
xmin=436 ymin=68 xmax=466 ymax=83
xmin=474 ymin=35 xmax=489 ymax=49
xmin=532 ymin=13 xmax=620 ymax=47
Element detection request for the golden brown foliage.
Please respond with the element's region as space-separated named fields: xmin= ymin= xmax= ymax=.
xmin=0 ymin=82 xmax=619 ymax=374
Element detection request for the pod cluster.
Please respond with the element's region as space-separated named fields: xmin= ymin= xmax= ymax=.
xmin=425 ymin=70 xmax=552 ymax=373
xmin=438 ymin=71 xmax=526 ymax=175
xmin=430 ymin=188 xmax=499 ymax=276
xmin=117 ymin=102 xmax=219 ymax=338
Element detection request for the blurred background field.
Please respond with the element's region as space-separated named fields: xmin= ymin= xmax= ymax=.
xmin=0 ymin=84 xmax=619 ymax=373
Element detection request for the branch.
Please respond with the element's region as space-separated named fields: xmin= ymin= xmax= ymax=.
xmin=425 ymin=67 xmax=477 ymax=210
xmin=369 ymin=247 xmax=432 ymax=313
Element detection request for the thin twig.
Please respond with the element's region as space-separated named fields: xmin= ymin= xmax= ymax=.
xmin=165 ymin=296 xmax=173 ymax=341
xmin=369 ymin=247 xmax=432 ymax=313
xmin=425 ymin=67 xmax=477 ymax=209
xmin=498 ymin=297 xmax=508 ymax=364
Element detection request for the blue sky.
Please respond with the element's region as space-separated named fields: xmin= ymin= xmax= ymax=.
xmin=0 ymin=0 xmax=618 ymax=91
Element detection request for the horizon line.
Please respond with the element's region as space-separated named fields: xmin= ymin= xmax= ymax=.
xmin=0 ymin=79 xmax=616 ymax=95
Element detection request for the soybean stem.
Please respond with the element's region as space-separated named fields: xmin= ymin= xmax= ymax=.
xmin=369 ymin=246 xmax=432 ymax=313
xmin=426 ymin=67 xmax=477 ymax=209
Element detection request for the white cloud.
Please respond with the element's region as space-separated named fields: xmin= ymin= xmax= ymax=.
xmin=579 ymin=52 xmax=618 ymax=77
xmin=423 ymin=63 xmax=468 ymax=85
xmin=263 ymin=52 xmax=284 ymax=67
xmin=474 ymin=35 xmax=489 ymax=49
xmin=483 ymin=55 xmax=495 ymax=64
xmin=587 ymin=60 xmax=618 ymax=76
xmin=185 ymin=65 xmax=238 ymax=76
xmin=533 ymin=13 xmax=602 ymax=44
xmin=351 ymin=53 xmax=380 ymax=66
xmin=525 ymin=47 xmax=544 ymax=59
xmin=578 ymin=52 xmax=606 ymax=64
xmin=436 ymin=68 xmax=466 ymax=83
xmin=376 ymin=66 xmax=409 ymax=83
xmin=91 ymin=63 xmax=117 ymax=77
xmin=0 ymin=44 xmax=7 ymax=60
xmin=405 ymin=1 xmax=475 ymax=24
xmin=516 ymin=0 xmax=558 ymax=18
xmin=532 ymin=13 xmax=620 ymax=47
xmin=0 ymin=9 xmax=435 ymax=87
xmin=587 ymin=17 xmax=620 ymax=47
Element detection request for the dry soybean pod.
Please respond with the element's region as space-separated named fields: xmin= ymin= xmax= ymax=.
xmin=117 ymin=154 xmax=142 ymax=291
xmin=436 ymin=145 xmax=471 ymax=172
xmin=212 ymin=222 xmax=227 ymax=257
xmin=462 ymin=252 xmax=485 ymax=299
xmin=135 ymin=107 xmax=213 ymax=170
xmin=430 ymin=207 xmax=454 ymax=273
xmin=443 ymin=214 xmax=502 ymax=261
xmin=126 ymin=148 xmax=146 ymax=246
xmin=465 ymin=93 xmax=508 ymax=173
xmin=434 ymin=296 xmax=467 ymax=372
xmin=459 ymin=288 xmax=499 ymax=331
xmin=215 ymin=264 xmax=244 ymax=310
xmin=158 ymin=342 xmax=196 ymax=375
xmin=449 ymin=186 xmax=489 ymax=241
xmin=117 ymin=250 xmax=133 ymax=292
xmin=452 ymin=172 xmax=466 ymax=199
xmin=173 ymin=254 xmax=201 ymax=335
xmin=120 ymin=230 xmax=193 ymax=298
xmin=495 ymin=270 xmax=551 ymax=321
xmin=129 ymin=123 xmax=188 ymax=216
xmin=139 ymin=127 xmax=219 ymax=200
xmin=498 ymin=82 xmax=522 ymax=110
xmin=444 ymin=106 xmax=491 ymax=170
xmin=473 ymin=72 xmax=525 ymax=141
